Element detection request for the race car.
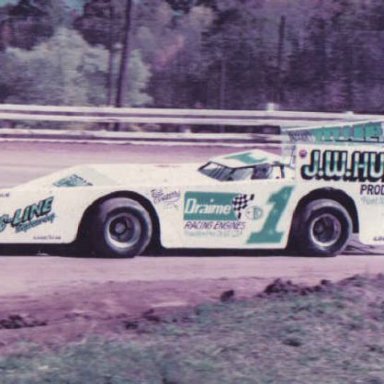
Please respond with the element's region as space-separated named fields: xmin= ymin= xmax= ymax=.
xmin=1 ymin=142 xmax=383 ymax=258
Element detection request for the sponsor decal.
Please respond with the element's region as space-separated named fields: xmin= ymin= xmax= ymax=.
xmin=0 ymin=192 xmax=10 ymax=198
xmin=360 ymin=196 xmax=384 ymax=205
xmin=288 ymin=122 xmax=383 ymax=143
xmin=33 ymin=235 xmax=61 ymax=241
xmin=184 ymin=220 xmax=246 ymax=232
xmin=301 ymin=149 xmax=384 ymax=183
xmin=361 ymin=184 xmax=384 ymax=196
xmin=0 ymin=196 xmax=55 ymax=233
xmin=54 ymin=174 xmax=92 ymax=187
xmin=151 ymin=189 xmax=180 ymax=208
xmin=184 ymin=192 xmax=259 ymax=237
xmin=374 ymin=236 xmax=384 ymax=242
xmin=183 ymin=188 xmax=293 ymax=243
xmin=245 ymin=206 xmax=263 ymax=220
xmin=232 ymin=194 xmax=257 ymax=219
xmin=184 ymin=192 xmax=255 ymax=221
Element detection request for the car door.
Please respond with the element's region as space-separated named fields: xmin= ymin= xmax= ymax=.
xmin=161 ymin=168 xmax=296 ymax=249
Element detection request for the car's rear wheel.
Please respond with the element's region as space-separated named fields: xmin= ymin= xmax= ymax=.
xmin=89 ymin=197 xmax=153 ymax=258
xmin=293 ymin=199 xmax=352 ymax=257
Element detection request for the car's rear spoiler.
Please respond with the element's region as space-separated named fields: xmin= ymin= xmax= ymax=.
xmin=281 ymin=120 xmax=384 ymax=144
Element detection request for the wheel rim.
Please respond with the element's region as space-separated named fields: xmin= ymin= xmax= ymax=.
xmin=309 ymin=213 xmax=342 ymax=247
xmin=105 ymin=212 xmax=142 ymax=250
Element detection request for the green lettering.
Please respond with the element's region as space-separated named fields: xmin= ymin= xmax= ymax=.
xmin=29 ymin=201 xmax=43 ymax=220
xmin=41 ymin=197 xmax=54 ymax=215
xmin=22 ymin=206 xmax=30 ymax=223
xmin=11 ymin=209 xmax=22 ymax=227
xmin=247 ymin=186 xmax=293 ymax=244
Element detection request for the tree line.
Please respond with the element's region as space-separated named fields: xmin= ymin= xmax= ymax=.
xmin=0 ymin=0 xmax=383 ymax=113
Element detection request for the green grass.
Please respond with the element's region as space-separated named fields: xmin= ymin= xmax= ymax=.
xmin=2 ymin=275 xmax=384 ymax=383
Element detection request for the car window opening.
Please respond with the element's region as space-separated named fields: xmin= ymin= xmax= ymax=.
xmin=199 ymin=162 xmax=293 ymax=181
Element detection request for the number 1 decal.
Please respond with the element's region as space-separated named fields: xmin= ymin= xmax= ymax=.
xmin=247 ymin=186 xmax=294 ymax=244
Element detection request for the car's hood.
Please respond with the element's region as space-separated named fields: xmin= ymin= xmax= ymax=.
xmin=13 ymin=163 xmax=214 ymax=190
xmin=87 ymin=163 xmax=214 ymax=186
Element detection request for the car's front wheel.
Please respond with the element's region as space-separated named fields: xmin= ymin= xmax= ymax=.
xmin=294 ymin=199 xmax=352 ymax=257
xmin=89 ymin=197 xmax=153 ymax=258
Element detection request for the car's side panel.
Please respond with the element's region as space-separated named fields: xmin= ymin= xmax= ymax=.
xmin=156 ymin=180 xmax=297 ymax=249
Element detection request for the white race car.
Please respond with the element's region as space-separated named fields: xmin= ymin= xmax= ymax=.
xmin=0 ymin=143 xmax=381 ymax=258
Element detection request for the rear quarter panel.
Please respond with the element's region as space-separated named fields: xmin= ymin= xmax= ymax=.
xmin=296 ymin=144 xmax=384 ymax=245
xmin=0 ymin=187 xmax=152 ymax=244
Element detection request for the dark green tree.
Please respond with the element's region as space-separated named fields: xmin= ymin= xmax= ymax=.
xmin=0 ymin=0 xmax=73 ymax=50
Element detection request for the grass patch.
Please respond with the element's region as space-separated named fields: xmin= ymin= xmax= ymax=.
xmin=2 ymin=275 xmax=384 ymax=383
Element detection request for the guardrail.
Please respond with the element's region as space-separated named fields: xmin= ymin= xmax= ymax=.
xmin=0 ymin=128 xmax=279 ymax=146
xmin=0 ymin=104 xmax=382 ymax=128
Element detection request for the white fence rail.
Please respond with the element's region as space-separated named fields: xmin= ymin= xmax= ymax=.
xmin=0 ymin=104 xmax=382 ymax=128
xmin=0 ymin=105 xmax=383 ymax=144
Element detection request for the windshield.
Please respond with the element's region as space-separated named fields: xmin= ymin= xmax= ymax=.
xmin=199 ymin=162 xmax=233 ymax=181
xmin=199 ymin=161 xmax=294 ymax=181
xmin=199 ymin=162 xmax=254 ymax=181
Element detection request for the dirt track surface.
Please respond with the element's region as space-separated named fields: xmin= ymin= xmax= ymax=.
xmin=1 ymin=253 xmax=384 ymax=297
xmin=0 ymin=141 xmax=383 ymax=349
xmin=0 ymin=254 xmax=383 ymax=350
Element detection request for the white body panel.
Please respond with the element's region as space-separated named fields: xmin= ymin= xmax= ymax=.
xmin=1 ymin=144 xmax=383 ymax=250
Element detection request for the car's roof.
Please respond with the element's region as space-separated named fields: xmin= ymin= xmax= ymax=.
xmin=210 ymin=149 xmax=282 ymax=168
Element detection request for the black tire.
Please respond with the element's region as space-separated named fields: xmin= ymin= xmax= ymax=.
xmin=293 ymin=199 xmax=352 ymax=257
xmin=88 ymin=197 xmax=153 ymax=258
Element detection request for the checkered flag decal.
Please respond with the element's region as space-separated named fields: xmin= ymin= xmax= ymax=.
xmin=232 ymin=194 xmax=255 ymax=219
